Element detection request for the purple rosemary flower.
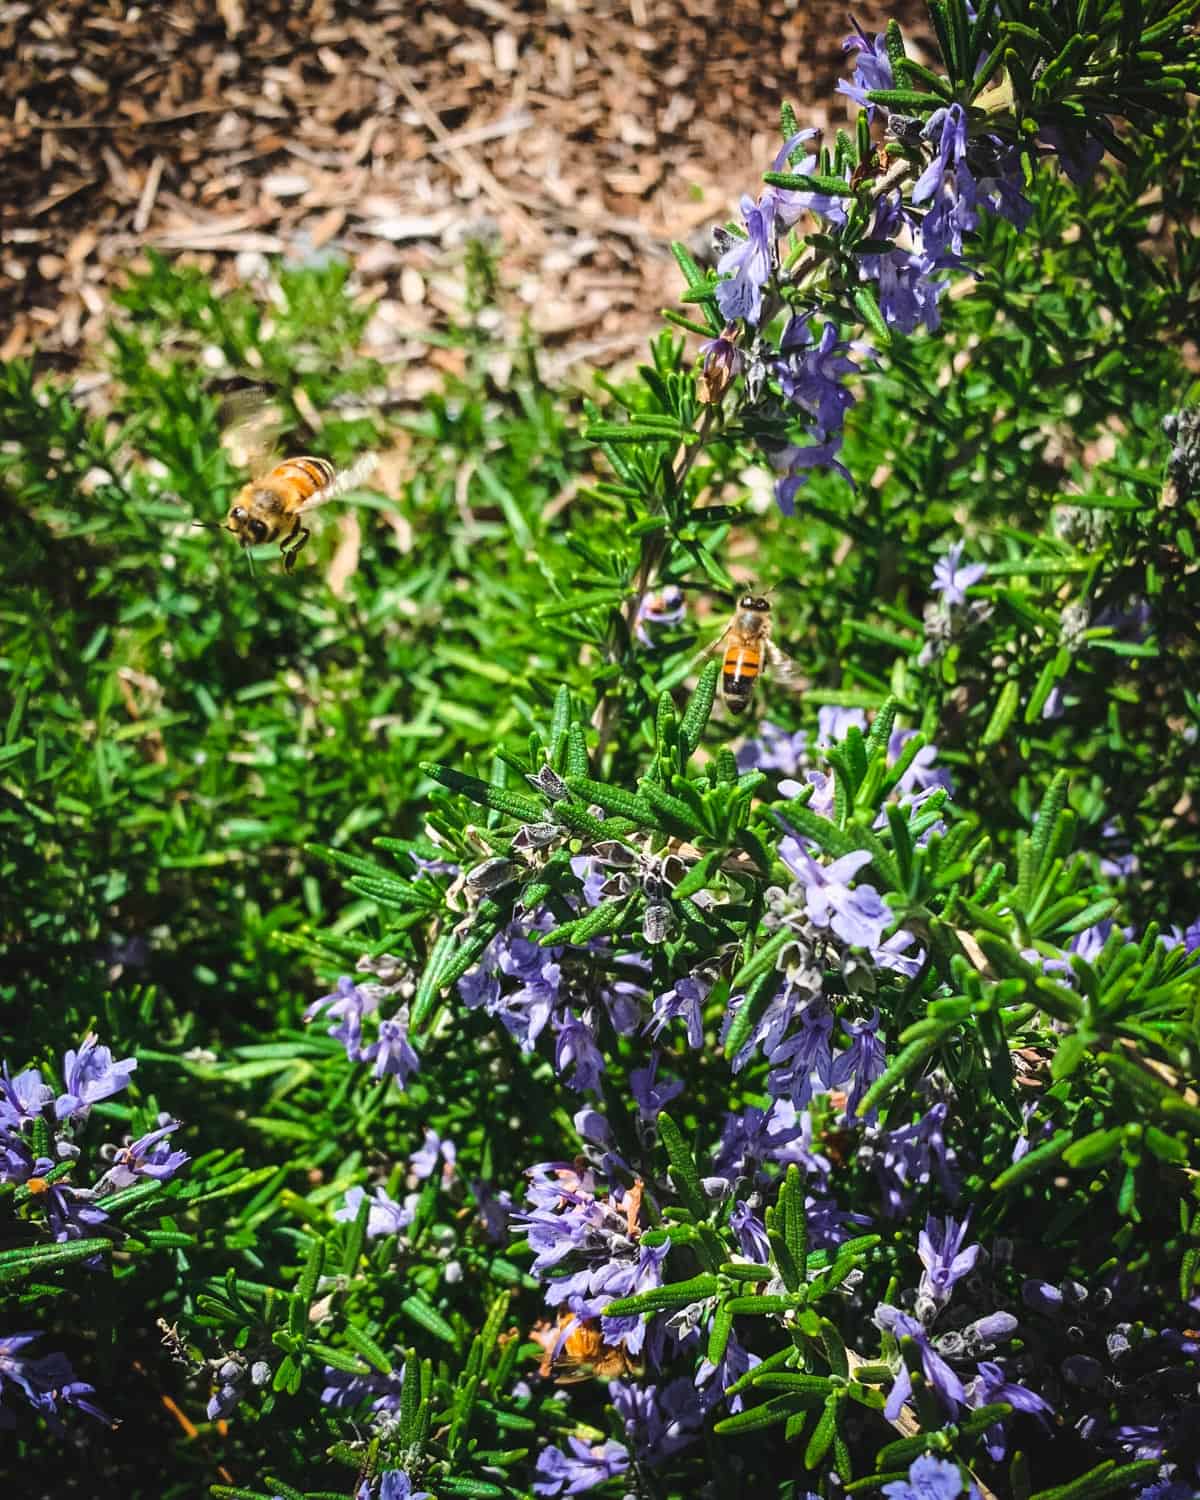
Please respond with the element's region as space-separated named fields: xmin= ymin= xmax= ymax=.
xmin=44 ymin=1181 xmax=109 ymax=1247
xmin=409 ymin=1127 xmax=456 ymax=1183
xmin=54 ymin=1035 xmax=137 ymax=1122
xmin=95 ymin=1121 xmax=189 ymax=1192
xmin=647 ymin=973 xmax=708 ymax=1050
xmin=867 ymin=1101 xmax=960 ymax=1217
xmin=714 ymin=129 xmax=821 ymax=326
xmin=459 ymin=919 xmax=564 ymax=1052
xmin=772 ymin=430 xmax=854 ymax=512
xmin=817 ymin=705 xmax=867 ymax=745
xmin=918 ymin=1214 xmax=980 ymax=1310
xmin=304 ymin=976 xmax=378 ymax=1061
xmin=320 ymin=1364 xmax=405 ymax=1413
xmin=887 ymin=729 xmax=953 ymax=797
xmin=512 ymin=1164 xmax=666 ymax=1352
xmin=0 ymin=1065 xmax=51 ymax=1132
xmin=763 ymin=996 xmax=834 ymax=1107
xmin=838 ymin=21 xmax=893 ymax=118
xmin=554 ymin=1011 xmax=605 ymax=1094
xmin=779 ymin=839 xmax=891 ymax=950
xmin=1039 ymin=124 xmax=1104 ymax=185
xmin=611 ymin=1376 xmax=707 ymax=1463
xmin=931 ymin=540 xmax=988 ymax=606
xmin=736 ymin=721 xmax=807 ymax=775
xmin=533 ymin=1437 xmax=630 ymax=1496
xmin=882 ymin=1453 xmax=976 ymax=1500
xmin=829 ymin=1010 xmax=887 ymax=1118
xmin=629 ymin=1053 xmax=683 ymax=1122
xmin=695 ymin=1326 xmax=761 ymax=1413
xmin=334 ymin=1184 xmax=414 ymax=1239
xmin=361 ymin=1006 xmax=420 ymax=1088
xmin=915 ymin=105 xmax=1031 ymax=257
xmin=875 ymin=1304 xmax=967 ymax=1420
xmin=0 ymin=1134 xmax=52 ymax=1187
xmin=373 ymin=1470 xmax=432 ymax=1500
xmin=635 ymin=584 xmax=687 ymax=647
xmin=715 ymin=196 xmax=777 ymax=325
xmin=968 ymin=1360 xmax=1053 ymax=1461
xmin=730 ymin=1200 xmax=770 ymax=1262
xmin=0 ymin=1332 xmax=111 ymax=1430
xmin=775 ymin=316 xmax=860 ymax=432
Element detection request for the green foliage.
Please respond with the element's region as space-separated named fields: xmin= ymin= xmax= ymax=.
xmin=2 ymin=4 xmax=1200 ymax=1498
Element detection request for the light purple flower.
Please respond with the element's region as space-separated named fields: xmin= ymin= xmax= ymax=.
xmin=611 ymin=1376 xmax=707 ymax=1463
xmin=838 ymin=21 xmax=893 ymax=118
xmin=772 ymin=430 xmax=854 ymax=511
xmin=533 ymin=1436 xmax=629 ymax=1495
xmin=875 ymin=1304 xmax=966 ymax=1420
xmin=377 ymin=1471 xmax=432 ymax=1500
xmin=730 ymin=1201 xmax=770 ymax=1262
xmin=0 ymin=1066 xmax=52 ymax=1133
xmin=869 ymin=1102 xmax=960 ymax=1217
xmin=647 ymin=974 xmax=708 ymax=1050
xmin=736 ymin=721 xmax=807 ymax=775
xmin=361 ymin=1007 xmax=420 ymax=1088
xmin=320 ymin=1364 xmax=405 ymax=1413
xmin=830 ymin=1010 xmax=887 ymax=1119
xmin=931 ymin=540 xmax=987 ymax=606
xmin=882 ymin=1453 xmax=974 ymax=1500
xmin=764 ymin=997 xmax=834 ymax=1107
xmin=96 ymin=1121 xmax=189 ymax=1192
xmin=334 ymin=1184 xmax=413 ymax=1240
xmin=554 ymin=1011 xmax=605 ymax=1094
xmin=0 ymin=1332 xmax=111 ymax=1431
xmin=409 ymin=1127 xmax=456 ymax=1183
xmin=968 ymin=1360 xmax=1053 ymax=1461
xmin=629 ymin=1054 xmax=683 ymax=1122
xmin=714 ymin=129 xmax=822 ymax=326
xmin=304 ymin=976 xmax=379 ymax=1061
xmin=918 ymin=1214 xmax=980 ymax=1309
xmin=780 ymin=840 xmax=891 ymax=949
xmin=54 ymin=1035 xmax=137 ymax=1121
xmin=817 ymin=705 xmax=867 ymax=745
xmin=775 ymin=316 xmax=860 ymax=432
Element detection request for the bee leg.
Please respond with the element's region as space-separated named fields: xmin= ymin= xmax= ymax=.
xmin=280 ymin=523 xmax=310 ymax=573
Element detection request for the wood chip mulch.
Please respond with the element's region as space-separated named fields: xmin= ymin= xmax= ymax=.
xmin=2 ymin=0 xmax=916 ymax=392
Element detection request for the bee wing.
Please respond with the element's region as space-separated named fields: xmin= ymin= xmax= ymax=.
xmin=219 ymin=388 xmax=284 ymax=474
xmin=764 ymin=640 xmax=802 ymax=686
xmin=294 ymin=452 xmax=380 ymax=514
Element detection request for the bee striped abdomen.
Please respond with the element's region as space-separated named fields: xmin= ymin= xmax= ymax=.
xmin=270 ymin=457 xmax=335 ymax=499
xmin=722 ymin=641 xmax=761 ymax=713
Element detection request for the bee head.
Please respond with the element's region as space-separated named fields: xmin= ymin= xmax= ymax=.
xmin=226 ymin=505 xmax=269 ymax=545
xmin=740 ymin=594 xmax=770 ymax=612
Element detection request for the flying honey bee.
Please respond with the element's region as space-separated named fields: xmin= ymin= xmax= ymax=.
xmin=217 ymin=390 xmax=377 ymax=572
xmin=704 ymin=593 xmax=798 ymax=714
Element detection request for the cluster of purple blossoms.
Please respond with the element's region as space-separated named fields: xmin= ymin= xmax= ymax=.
xmin=459 ymin=906 xmax=644 ymax=1095
xmin=708 ymin=14 xmax=1103 ymax=509
xmin=874 ymin=1214 xmax=1052 ymax=1451
xmin=882 ymin=1453 xmax=981 ymax=1500
xmin=533 ymin=1436 xmax=630 ymax=1496
xmin=0 ymin=1331 xmax=111 ymax=1432
xmin=510 ymin=1162 xmax=667 ymax=1357
xmin=1 ymin=1038 xmax=188 ymax=1256
xmin=305 ymin=965 xmax=420 ymax=1091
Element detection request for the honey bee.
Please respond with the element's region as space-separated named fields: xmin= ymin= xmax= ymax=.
xmin=219 ymin=391 xmax=377 ymax=572
xmin=532 ymin=1313 xmax=641 ymax=1383
xmin=705 ymin=593 xmax=798 ymax=714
